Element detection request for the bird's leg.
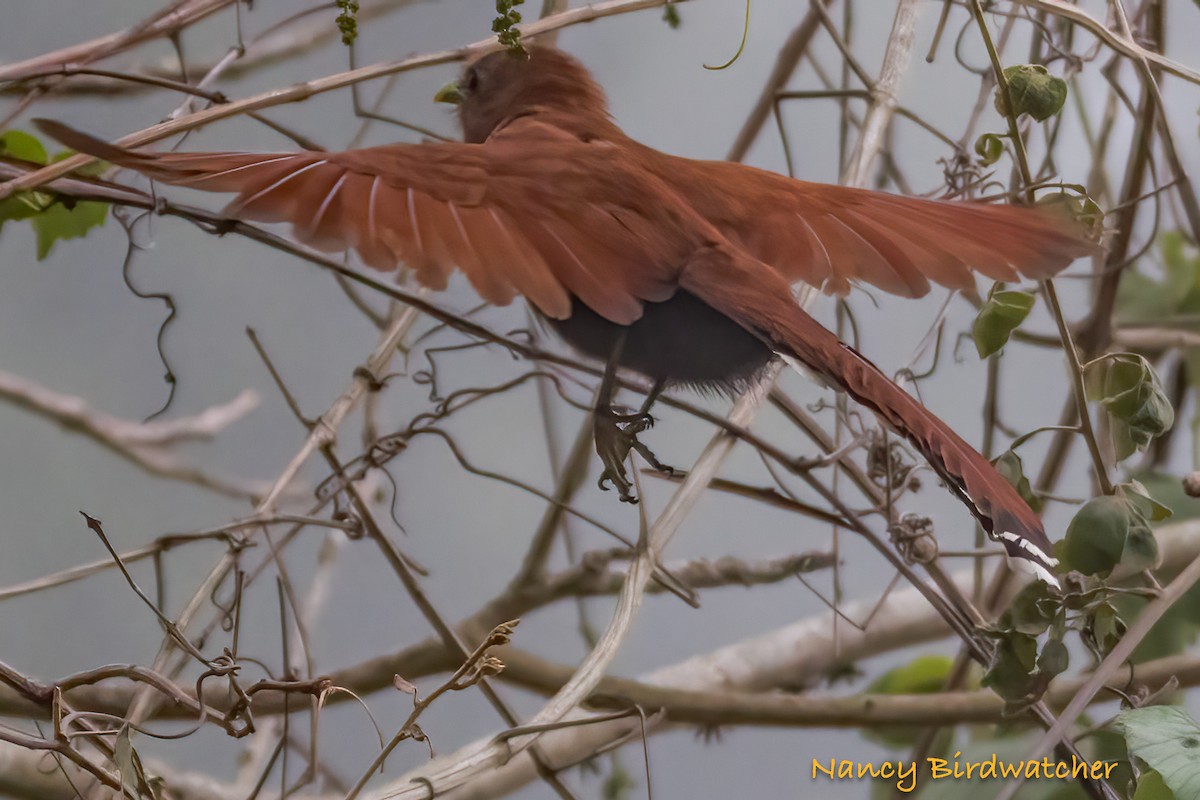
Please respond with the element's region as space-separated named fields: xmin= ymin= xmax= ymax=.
xmin=593 ymin=337 xmax=670 ymax=503
xmin=603 ymin=380 xmax=663 ymax=429
xmin=618 ymin=379 xmax=674 ymax=476
xmin=593 ymin=334 xmax=637 ymax=502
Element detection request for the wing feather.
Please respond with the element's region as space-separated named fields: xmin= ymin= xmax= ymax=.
xmin=35 ymin=119 xmax=670 ymax=324
xmin=658 ymin=157 xmax=1099 ymax=298
xmin=35 ymin=117 xmax=1099 ymax=321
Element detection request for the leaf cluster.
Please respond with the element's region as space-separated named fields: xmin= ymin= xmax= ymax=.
xmin=0 ymin=129 xmax=108 ymax=259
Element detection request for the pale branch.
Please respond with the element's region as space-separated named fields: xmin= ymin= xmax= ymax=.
xmin=583 ymin=650 xmax=1200 ymax=727
xmin=0 ymin=514 xmax=356 ymax=603
xmin=502 ymin=551 xmax=838 ymax=608
xmin=0 ymin=0 xmax=426 ymax=97
xmin=0 ymin=519 xmax=1195 ymax=756
xmin=0 ymin=369 xmax=258 ymax=446
xmin=1009 ymin=0 xmax=1200 ymax=86
xmin=725 ymin=0 xmax=831 ymax=162
xmin=2 ymin=646 xmax=1199 ymax=800
xmin=0 ymin=0 xmax=692 ymax=201
xmin=369 ymin=518 xmax=1200 ymax=799
xmin=0 ymin=0 xmax=234 ymax=83
xmin=1115 ymin=326 xmax=1200 ymax=352
xmin=122 ymin=306 xmax=426 ymax=730
xmin=0 ymin=368 xmax=262 ymax=499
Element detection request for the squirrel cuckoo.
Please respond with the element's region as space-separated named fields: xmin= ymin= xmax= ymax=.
xmin=36 ymin=46 xmax=1098 ymax=583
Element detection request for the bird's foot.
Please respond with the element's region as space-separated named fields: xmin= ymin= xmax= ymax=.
xmin=594 ymin=407 xmax=670 ymax=503
xmin=607 ymin=407 xmax=656 ymax=431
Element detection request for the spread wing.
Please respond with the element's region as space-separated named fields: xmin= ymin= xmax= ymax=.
xmin=658 ymin=156 xmax=1100 ymax=298
xmin=35 ymin=119 xmax=685 ymax=326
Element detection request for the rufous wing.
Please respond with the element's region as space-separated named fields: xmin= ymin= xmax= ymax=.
xmin=33 ymin=119 xmax=687 ymax=327
xmin=661 ymin=156 xmax=1100 ymax=298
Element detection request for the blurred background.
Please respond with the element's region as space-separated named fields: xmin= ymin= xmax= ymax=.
xmin=2 ymin=1 xmax=1200 ymax=798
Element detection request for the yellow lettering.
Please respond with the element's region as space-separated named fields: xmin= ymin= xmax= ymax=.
xmin=1104 ymin=762 xmax=1118 ymax=780
xmin=999 ymin=760 xmax=1022 ymax=779
xmin=837 ymin=760 xmax=854 ymax=779
xmin=812 ymin=760 xmax=835 ymax=780
xmin=896 ymin=761 xmax=917 ymax=794
xmin=928 ymin=758 xmax=949 ymax=780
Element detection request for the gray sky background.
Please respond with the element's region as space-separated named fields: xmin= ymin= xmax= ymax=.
xmin=2 ymin=1 xmax=1199 ymax=797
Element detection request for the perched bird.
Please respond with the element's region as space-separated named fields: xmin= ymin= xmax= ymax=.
xmin=37 ymin=45 xmax=1098 ymax=583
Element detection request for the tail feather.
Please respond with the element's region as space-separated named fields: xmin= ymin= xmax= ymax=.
xmin=683 ymin=247 xmax=1060 ymax=585
xmin=34 ymin=119 xmax=1063 ymax=583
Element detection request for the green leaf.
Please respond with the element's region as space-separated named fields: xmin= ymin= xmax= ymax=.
xmin=1004 ymin=580 xmax=1057 ymax=635
xmin=0 ymin=130 xmax=54 ymax=230
xmin=1036 ymin=191 xmax=1105 ymax=238
xmin=335 ymin=0 xmax=359 ymax=46
xmin=0 ymin=129 xmax=109 ymax=251
xmin=995 ymin=64 xmax=1069 ymax=122
xmin=1133 ymin=770 xmax=1177 ymax=800
xmin=0 ymin=187 xmax=54 ymax=229
xmin=1161 ymin=232 xmax=1200 ymax=315
xmin=1117 ymin=232 xmax=1200 ymax=324
xmin=973 ymin=286 xmax=1036 ymax=358
xmin=1113 ymin=580 xmax=1200 ymax=663
xmin=981 ymin=631 xmax=1041 ymax=703
xmin=1121 ymin=480 xmax=1173 ymax=522
xmin=1087 ymin=602 xmax=1126 ymax=656
xmin=1116 ymin=234 xmax=1200 ymax=466
xmin=0 ymin=129 xmax=48 ymax=163
xmin=1084 ymin=353 xmax=1175 ymax=460
xmin=864 ymin=655 xmax=953 ymax=746
xmin=1131 ymin=470 xmax=1200 ymax=524
xmin=1092 ymin=728 xmax=1136 ymax=795
xmin=492 ymin=0 xmax=526 ymax=53
xmin=974 ymin=132 xmax=1006 ymax=166
xmin=1120 ymin=707 xmax=1200 ymax=800
xmin=1036 ymin=638 xmax=1069 ymax=678
xmin=994 ymin=450 xmax=1044 ymax=513
xmin=869 ymin=654 xmax=954 ymax=694
xmin=601 ymin=762 xmax=636 ymax=800
xmin=1059 ymin=494 xmax=1159 ymax=577
xmin=1060 ymin=496 xmax=1132 ymax=576
xmin=113 ymin=722 xmax=150 ymax=799
xmin=31 ymin=196 xmax=107 ymax=260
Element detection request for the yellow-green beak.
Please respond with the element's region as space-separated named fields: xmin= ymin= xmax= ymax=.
xmin=434 ymin=80 xmax=464 ymax=105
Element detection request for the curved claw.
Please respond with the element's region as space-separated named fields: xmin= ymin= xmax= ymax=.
xmin=593 ymin=406 xmax=656 ymax=504
xmin=598 ymin=469 xmax=639 ymax=503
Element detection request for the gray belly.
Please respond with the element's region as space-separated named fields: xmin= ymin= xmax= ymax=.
xmin=545 ymin=290 xmax=774 ymax=392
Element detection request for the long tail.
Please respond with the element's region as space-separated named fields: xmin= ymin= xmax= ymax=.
xmin=683 ymin=246 xmax=1059 ymax=585
xmin=40 ymin=120 xmax=1060 ymax=582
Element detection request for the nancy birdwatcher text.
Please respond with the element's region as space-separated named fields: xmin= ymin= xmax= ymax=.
xmin=812 ymin=754 xmax=1120 ymax=793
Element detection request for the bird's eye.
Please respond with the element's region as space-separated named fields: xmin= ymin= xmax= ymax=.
xmin=464 ymin=68 xmax=480 ymax=91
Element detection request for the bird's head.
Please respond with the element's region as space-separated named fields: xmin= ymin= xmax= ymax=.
xmin=436 ymin=45 xmax=611 ymax=143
